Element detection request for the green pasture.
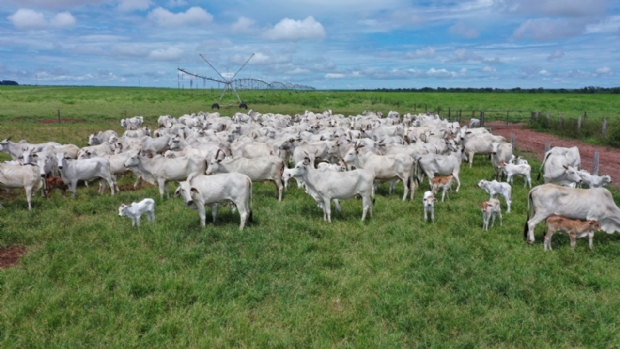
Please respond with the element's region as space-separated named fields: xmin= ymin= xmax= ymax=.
xmin=1 ymin=85 xmax=619 ymax=124
xmin=1 ymin=87 xmax=620 ymax=348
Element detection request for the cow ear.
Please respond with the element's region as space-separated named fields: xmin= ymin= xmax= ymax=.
xmin=190 ymin=188 xmax=199 ymax=194
xmin=33 ymin=154 xmax=38 ymax=158
xmin=65 ymin=157 xmax=72 ymax=160
xmin=563 ymin=165 xmax=568 ymax=169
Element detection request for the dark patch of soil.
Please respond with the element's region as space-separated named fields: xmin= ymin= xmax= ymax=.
xmin=483 ymin=121 xmax=620 ymax=187
xmin=118 ymin=184 xmax=146 ymax=191
xmin=0 ymin=246 xmax=26 ymax=269
xmin=38 ymin=119 xmax=85 ymax=124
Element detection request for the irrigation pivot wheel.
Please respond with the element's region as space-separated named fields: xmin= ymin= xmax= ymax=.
xmin=211 ymin=103 xmax=220 ymax=110
xmin=239 ymin=103 xmax=248 ymax=109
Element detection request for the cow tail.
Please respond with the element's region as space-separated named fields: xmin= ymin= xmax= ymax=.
xmin=247 ymin=177 xmax=254 ymax=223
xmin=523 ymin=190 xmax=534 ymax=240
xmin=537 ymin=152 xmax=551 ymax=181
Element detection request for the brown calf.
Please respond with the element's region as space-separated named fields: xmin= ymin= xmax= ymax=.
xmin=431 ymin=175 xmax=454 ymax=202
xmin=45 ymin=176 xmax=68 ymax=198
xmin=544 ymin=215 xmax=601 ymax=251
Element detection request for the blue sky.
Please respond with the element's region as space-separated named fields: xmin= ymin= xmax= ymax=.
xmin=1 ymin=0 xmax=619 ymax=89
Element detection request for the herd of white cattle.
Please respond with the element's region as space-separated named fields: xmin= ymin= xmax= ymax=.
xmin=0 ymin=109 xmax=618 ymax=250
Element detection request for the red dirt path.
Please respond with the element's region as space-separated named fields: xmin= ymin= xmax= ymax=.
xmin=484 ymin=121 xmax=620 ymax=187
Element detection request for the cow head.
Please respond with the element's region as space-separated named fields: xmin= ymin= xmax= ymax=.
xmin=118 ymin=204 xmax=129 ymax=217
xmin=562 ymin=165 xmax=582 ymax=185
xmin=174 ymin=180 xmax=197 ymax=207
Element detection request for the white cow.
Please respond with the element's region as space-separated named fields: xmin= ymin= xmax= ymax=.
xmin=118 ymin=198 xmax=155 ymax=227
xmin=55 ymin=152 xmax=115 ymax=198
xmin=423 ymin=191 xmax=437 ymax=223
xmin=477 ymin=179 xmax=511 ymax=213
xmin=417 ymin=146 xmax=464 ymax=192
xmin=88 ymin=130 xmax=119 ymax=145
xmin=342 ymin=144 xmax=415 ymax=201
xmin=174 ymin=173 xmax=253 ymax=230
xmin=538 ymin=146 xmax=581 ymax=180
xmin=524 ymin=184 xmax=620 ymax=244
xmin=541 ymin=154 xmax=582 ymax=187
xmin=288 ymin=158 xmax=374 ymax=222
xmin=480 ymin=198 xmax=502 ymax=230
xmin=0 ymin=163 xmax=43 ymax=210
xmin=123 ymin=151 xmax=206 ymax=199
xmin=206 ymin=151 xmax=285 ymax=202
xmin=491 ymin=142 xmax=513 ymax=179
xmin=0 ymin=138 xmax=62 ymax=161
xmin=497 ymin=162 xmax=532 ymax=188
xmin=463 ymin=133 xmax=507 ymax=168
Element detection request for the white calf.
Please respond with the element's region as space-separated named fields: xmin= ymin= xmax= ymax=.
xmin=423 ymin=191 xmax=437 ymax=223
xmin=477 ymin=179 xmax=512 ymax=213
xmin=480 ymin=198 xmax=502 ymax=230
xmin=118 ymin=198 xmax=155 ymax=227
xmin=497 ymin=162 xmax=532 ymax=188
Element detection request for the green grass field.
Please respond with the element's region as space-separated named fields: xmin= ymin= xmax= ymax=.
xmin=1 ymin=87 xmax=620 ymax=348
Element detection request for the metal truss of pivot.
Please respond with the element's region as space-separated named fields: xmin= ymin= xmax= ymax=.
xmin=178 ymin=53 xmax=254 ymax=109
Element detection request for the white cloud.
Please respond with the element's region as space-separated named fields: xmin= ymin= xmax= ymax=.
xmin=404 ymin=47 xmax=436 ymax=60
xmin=449 ymin=49 xmax=483 ymax=62
xmin=512 ymin=18 xmax=586 ymax=40
xmin=8 ymin=9 xmax=76 ymax=30
xmin=482 ymin=66 xmax=496 ymax=73
xmin=449 ymin=22 xmax=479 ymax=38
xmin=539 ymin=69 xmax=551 ymax=76
xmin=232 ymin=16 xmax=256 ymax=34
xmin=286 ymin=68 xmax=310 ymax=75
xmin=262 ymin=16 xmax=326 ymax=41
xmin=7 ymin=0 xmax=105 ymax=11
xmin=594 ymin=67 xmax=613 ymax=76
xmin=148 ymin=47 xmax=184 ymax=61
xmin=547 ymin=49 xmax=564 ymax=61
xmin=499 ymin=0 xmax=607 ymax=17
xmin=117 ymin=0 xmax=152 ymax=12
xmin=325 ymin=73 xmax=346 ymax=79
xmin=148 ymin=7 xmax=213 ymax=27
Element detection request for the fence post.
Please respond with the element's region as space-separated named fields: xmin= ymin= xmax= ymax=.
xmin=602 ymin=119 xmax=607 ymax=137
xmin=544 ymin=141 xmax=551 ymax=153
xmin=511 ymin=133 xmax=515 ymax=149
xmin=414 ymin=103 xmax=416 ymax=113
xmin=58 ymin=109 xmax=61 ymax=124
xmin=531 ymin=111 xmax=536 ymax=123
xmin=448 ymin=107 xmax=451 ymax=121
xmin=584 ymin=111 xmax=587 ymax=121
xmin=578 ymin=115 xmax=582 ymax=130
xmin=437 ymin=106 xmax=441 ymax=116
xmin=592 ymin=151 xmax=599 ymax=175
xmin=480 ymin=111 xmax=485 ymax=127
xmin=505 ymin=111 xmax=509 ymax=125
xmin=459 ymin=109 xmax=462 ymax=124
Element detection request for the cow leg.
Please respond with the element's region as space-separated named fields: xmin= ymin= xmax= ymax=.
xmin=401 ymin=176 xmax=409 ymax=202
xmin=588 ymin=232 xmax=594 ymax=251
xmin=197 ymin=205 xmax=207 ymax=227
xmin=431 ymin=209 xmax=434 ymax=223
xmin=236 ymin=201 xmax=248 ymax=230
xmin=276 ymin=179 xmax=283 ymax=202
xmin=526 ymin=212 xmax=548 ymax=244
xmin=570 ymin=234 xmax=577 ymax=251
xmin=211 ymin=204 xmax=218 ymax=223
xmin=468 ymin=152 xmax=474 ymax=168
xmin=70 ymin=181 xmax=78 ymax=198
xmin=544 ymin=229 xmax=553 ymax=251
xmin=136 ymin=216 xmax=141 ymax=227
xmin=323 ymin=197 xmax=332 ymax=222
xmin=333 ymin=199 xmax=342 ymax=214
xmin=424 ymin=208 xmax=428 ymax=222
xmin=157 ymin=178 xmax=166 ymax=199
xmin=25 ymin=186 xmax=33 ymax=211
xmin=498 ymin=211 xmax=503 ymax=226
xmin=453 ymin=173 xmax=461 ymax=193
xmin=361 ymin=194 xmax=371 ymax=221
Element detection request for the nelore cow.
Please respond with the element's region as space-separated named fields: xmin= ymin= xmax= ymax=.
xmin=174 ymin=173 xmax=253 ymax=230
xmin=524 ymin=184 xmax=620 ymax=244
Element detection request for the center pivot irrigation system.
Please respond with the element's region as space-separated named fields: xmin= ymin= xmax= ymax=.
xmin=178 ymin=53 xmax=315 ymax=110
